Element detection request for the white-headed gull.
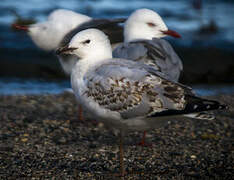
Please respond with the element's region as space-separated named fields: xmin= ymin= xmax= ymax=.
xmin=113 ymin=9 xmax=214 ymax=122
xmin=113 ymin=8 xmax=182 ymax=82
xmin=13 ymin=9 xmax=125 ymax=52
xmin=113 ymin=8 xmax=183 ymax=145
xmin=56 ymin=28 xmax=227 ymax=176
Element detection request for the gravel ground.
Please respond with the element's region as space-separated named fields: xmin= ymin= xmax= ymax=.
xmin=0 ymin=92 xmax=233 ymax=179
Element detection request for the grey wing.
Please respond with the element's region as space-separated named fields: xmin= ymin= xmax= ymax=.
xmin=113 ymin=39 xmax=183 ymax=82
xmin=83 ymin=59 xmax=187 ymax=119
xmin=113 ymin=42 xmax=148 ymax=61
xmin=60 ymin=18 xmax=125 ymax=47
xmin=151 ymin=38 xmax=183 ymax=81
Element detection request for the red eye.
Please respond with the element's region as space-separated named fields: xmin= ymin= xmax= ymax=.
xmin=147 ymin=22 xmax=156 ymax=27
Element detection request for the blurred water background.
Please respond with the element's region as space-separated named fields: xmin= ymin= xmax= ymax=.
xmin=1 ymin=77 xmax=234 ymax=96
xmin=0 ymin=0 xmax=234 ymax=95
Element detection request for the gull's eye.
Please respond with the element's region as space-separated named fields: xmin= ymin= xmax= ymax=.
xmin=147 ymin=22 xmax=156 ymax=27
xmin=82 ymin=39 xmax=91 ymax=44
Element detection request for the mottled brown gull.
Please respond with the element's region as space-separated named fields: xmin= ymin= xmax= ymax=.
xmin=57 ymin=28 xmax=227 ymax=176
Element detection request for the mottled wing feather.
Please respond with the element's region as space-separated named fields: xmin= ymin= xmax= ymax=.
xmin=60 ymin=18 xmax=125 ymax=47
xmin=84 ymin=59 xmax=187 ymax=119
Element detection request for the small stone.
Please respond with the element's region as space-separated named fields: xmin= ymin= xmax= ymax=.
xmin=98 ymin=122 xmax=104 ymax=128
xmin=23 ymin=133 xmax=29 ymax=137
xmin=94 ymin=153 xmax=100 ymax=158
xmin=191 ymin=155 xmax=196 ymax=159
xmin=21 ymin=138 xmax=28 ymax=142
xmin=58 ymin=137 xmax=66 ymax=144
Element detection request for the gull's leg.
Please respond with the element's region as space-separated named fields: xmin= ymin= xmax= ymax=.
xmin=78 ymin=104 xmax=83 ymax=121
xmin=119 ymin=131 xmax=125 ymax=177
xmin=137 ymin=131 xmax=152 ymax=147
xmin=78 ymin=104 xmax=98 ymax=125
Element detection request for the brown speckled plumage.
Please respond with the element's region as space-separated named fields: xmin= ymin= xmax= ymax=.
xmin=83 ymin=59 xmax=187 ymax=119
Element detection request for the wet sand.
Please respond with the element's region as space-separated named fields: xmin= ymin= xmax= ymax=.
xmin=0 ymin=92 xmax=233 ymax=179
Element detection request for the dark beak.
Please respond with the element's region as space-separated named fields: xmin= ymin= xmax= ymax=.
xmin=161 ymin=29 xmax=181 ymax=38
xmin=12 ymin=24 xmax=29 ymax=32
xmin=56 ymin=45 xmax=77 ymax=55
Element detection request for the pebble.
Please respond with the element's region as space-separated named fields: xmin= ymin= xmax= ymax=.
xmin=190 ymin=155 xmax=196 ymax=159
xmin=21 ymin=138 xmax=28 ymax=142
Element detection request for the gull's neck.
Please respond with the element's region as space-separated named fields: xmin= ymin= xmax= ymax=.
xmin=124 ymin=30 xmax=153 ymax=43
xmin=71 ymin=52 xmax=112 ymax=99
xmin=73 ymin=52 xmax=112 ymax=78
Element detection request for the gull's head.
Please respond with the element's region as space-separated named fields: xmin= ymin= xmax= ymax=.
xmin=25 ymin=21 xmax=69 ymax=51
xmin=13 ymin=9 xmax=91 ymax=51
xmin=13 ymin=21 xmax=71 ymax=51
xmin=56 ymin=28 xmax=112 ymax=60
xmin=124 ymin=8 xmax=181 ymax=42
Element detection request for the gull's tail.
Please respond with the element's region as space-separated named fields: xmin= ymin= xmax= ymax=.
xmin=183 ymin=112 xmax=215 ymax=120
xmin=149 ymin=95 xmax=227 ymax=118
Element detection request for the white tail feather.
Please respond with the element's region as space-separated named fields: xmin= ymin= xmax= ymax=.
xmin=183 ymin=112 xmax=215 ymax=120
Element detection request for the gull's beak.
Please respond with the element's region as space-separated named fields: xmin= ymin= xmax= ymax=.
xmin=12 ymin=24 xmax=29 ymax=32
xmin=161 ymin=29 xmax=181 ymax=38
xmin=56 ymin=45 xmax=78 ymax=55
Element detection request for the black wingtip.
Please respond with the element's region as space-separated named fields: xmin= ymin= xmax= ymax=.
xmin=149 ymin=97 xmax=228 ymax=118
xmin=203 ymin=103 xmax=227 ymax=111
xmin=219 ymin=104 xmax=228 ymax=110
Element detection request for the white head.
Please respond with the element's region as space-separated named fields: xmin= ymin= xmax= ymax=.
xmin=124 ymin=8 xmax=181 ymax=42
xmin=13 ymin=9 xmax=91 ymax=51
xmin=27 ymin=21 xmax=66 ymax=50
xmin=47 ymin=9 xmax=91 ymax=27
xmin=56 ymin=29 xmax=112 ymax=61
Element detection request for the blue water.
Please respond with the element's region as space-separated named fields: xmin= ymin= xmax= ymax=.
xmin=0 ymin=78 xmax=234 ymax=96
xmin=192 ymin=84 xmax=234 ymax=96
xmin=1 ymin=0 xmax=234 ymax=43
xmin=0 ymin=78 xmax=70 ymax=95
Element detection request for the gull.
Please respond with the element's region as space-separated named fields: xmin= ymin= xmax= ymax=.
xmin=113 ymin=8 xmax=183 ymax=145
xmin=56 ymin=28 xmax=227 ymax=176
